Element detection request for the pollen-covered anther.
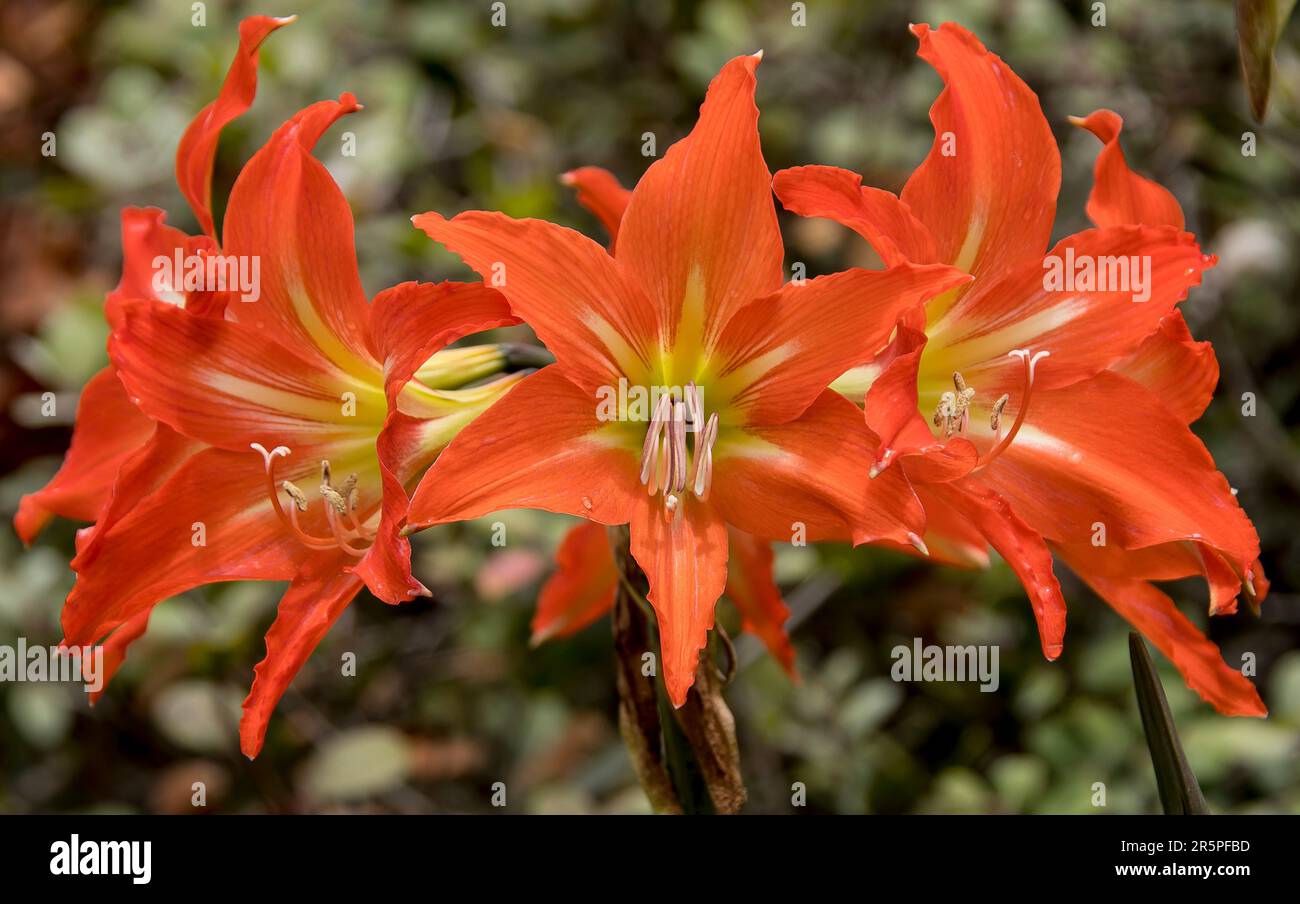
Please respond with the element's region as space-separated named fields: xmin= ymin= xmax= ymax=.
xmin=989 ymin=394 xmax=1010 ymax=434
xmin=280 ymin=480 xmax=309 ymax=512
xmin=321 ymin=485 xmax=349 ymax=515
xmin=932 ymin=371 xmax=977 ymax=437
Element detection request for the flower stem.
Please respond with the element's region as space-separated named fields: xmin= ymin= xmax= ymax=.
xmin=606 ymin=524 xmax=746 ymax=815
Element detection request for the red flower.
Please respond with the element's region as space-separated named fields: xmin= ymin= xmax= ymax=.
xmin=774 ymin=23 xmax=1265 ymax=715
xmin=18 ymin=17 xmax=525 ymax=756
xmin=409 ymin=53 xmax=969 ymax=706
xmin=531 ymin=167 xmax=797 ymax=676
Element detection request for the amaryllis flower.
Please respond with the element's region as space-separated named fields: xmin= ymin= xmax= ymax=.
xmin=774 ymin=23 xmax=1266 ymax=714
xmin=408 ymin=53 xmax=969 ymax=705
xmin=532 ymin=169 xmax=798 ymax=675
xmin=17 ymin=16 xmax=525 ymax=756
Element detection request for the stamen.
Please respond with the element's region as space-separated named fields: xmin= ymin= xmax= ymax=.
xmin=692 ymin=412 xmax=719 ymax=500
xmin=933 ymin=391 xmax=957 ymax=436
xmin=249 ymin=443 xmax=376 ymax=557
xmin=639 ymin=392 xmax=672 ymax=487
xmin=685 ymin=381 xmax=703 ymax=431
xmin=989 ymin=394 xmax=1010 ymax=436
xmin=250 ymin=443 xmax=341 ymax=552
xmin=280 ymin=480 xmax=309 ymax=512
xmin=325 ymin=505 xmax=370 ymax=556
xmin=671 ymin=401 xmax=688 ymax=494
xmin=321 ymin=485 xmax=349 ymax=514
xmin=638 ymin=387 xmax=721 ymax=511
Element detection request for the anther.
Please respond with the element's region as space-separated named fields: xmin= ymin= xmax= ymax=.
xmin=280 ymin=480 xmax=308 ymax=512
xmin=671 ymin=401 xmax=688 ymax=494
xmin=639 ymin=392 xmax=673 ymax=488
xmin=990 ymin=394 xmax=1009 ymax=433
xmin=321 ymin=485 xmax=349 ymax=514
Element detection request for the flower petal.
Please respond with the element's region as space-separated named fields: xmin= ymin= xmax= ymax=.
xmin=561 ymin=166 xmax=631 ymax=248
xmin=725 ymin=527 xmax=796 ymax=677
xmin=944 ymin=482 xmax=1067 ymax=659
xmin=72 ymin=425 xmax=204 ymax=567
xmin=14 ymin=369 xmax=155 ymax=543
xmin=354 ymin=281 xmax=520 ymax=603
xmin=977 ymin=371 xmax=1260 ymax=578
xmin=86 ymin=608 xmax=151 ymax=706
xmin=240 ymin=550 xmax=364 ymax=758
xmin=616 ymin=53 xmax=784 ymax=348
xmin=407 ymin=366 xmax=643 ymax=530
xmin=412 ymin=210 xmax=657 ymax=393
xmin=109 ymin=207 xmax=213 ymax=309
xmin=773 ymin=164 xmax=938 ymax=266
xmin=712 ymin=390 xmax=925 ymax=546
xmin=713 ymin=263 xmax=969 ymax=425
xmin=62 ymin=448 xmax=300 ymax=648
xmin=1070 ymin=109 xmax=1185 ymax=230
xmin=630 ymin=498 xmax=729 ymax=707
xmin=910 ymin=484 xmax=990 ymax=567
xmin=933 ymin=226 xmax=1215 ymax=392
xmin=109 ymin=297 xmax=376 ymax=451
xmin=222 ymin=94 xmax=376 ymax=371
xmin=532 ymin=521 xmax=618 ymax=643
xmin=901 ymin=23 xmax=1060 ymax=287
xmin=1055 ymin=541 xmax=1265 ymax=716
xmin=175 ymin=15 xmax=293 ymax=238
xmin=1110 ymin=311 xmax=1217 ymax=424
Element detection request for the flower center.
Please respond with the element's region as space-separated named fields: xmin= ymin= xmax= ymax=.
xmin=926 ymin=348 xmax=1050 ymax=475
xmin=637 ymin=381 xmax=719 ymax=522
xmin=251 ymin=443 xmax=376 ymax=556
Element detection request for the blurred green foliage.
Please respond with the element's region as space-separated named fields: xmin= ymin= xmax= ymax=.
xmin=1 ymin=0 xmax=1298 ymax=814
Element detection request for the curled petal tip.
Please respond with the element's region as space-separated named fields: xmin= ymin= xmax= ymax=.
xmin=750 ymin=49 xmax=764 ymax=60
xmin=273 ymin=14 xmax=298 ymax=25
xmin=906 ymin=532 xmax=930 ymax=557
xmin=559 ymin=171 xmax=577 ymax=185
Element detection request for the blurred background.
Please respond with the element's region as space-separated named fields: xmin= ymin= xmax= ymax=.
xmin=1 ymin=0 xmax=1298 ymax=814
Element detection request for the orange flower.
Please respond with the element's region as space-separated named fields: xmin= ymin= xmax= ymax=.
xmin=18 ymin=17 xmax=525 ymax=756
xmin=774 ymin=23 xmax=1265 ymax=715
xmin=409 ymin=53 xmax=969 ymax=705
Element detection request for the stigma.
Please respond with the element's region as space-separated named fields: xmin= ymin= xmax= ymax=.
xmin=638 ymin=381 xmax=719 ymax=522
xmin=251 ymin=443 xmax=375 ymax=556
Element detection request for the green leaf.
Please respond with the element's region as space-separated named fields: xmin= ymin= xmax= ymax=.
xmin=1128 ymin=633 xmax=1209 ymax=815
xmin=1236 ymin=0 xmax=1299 ymax=121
